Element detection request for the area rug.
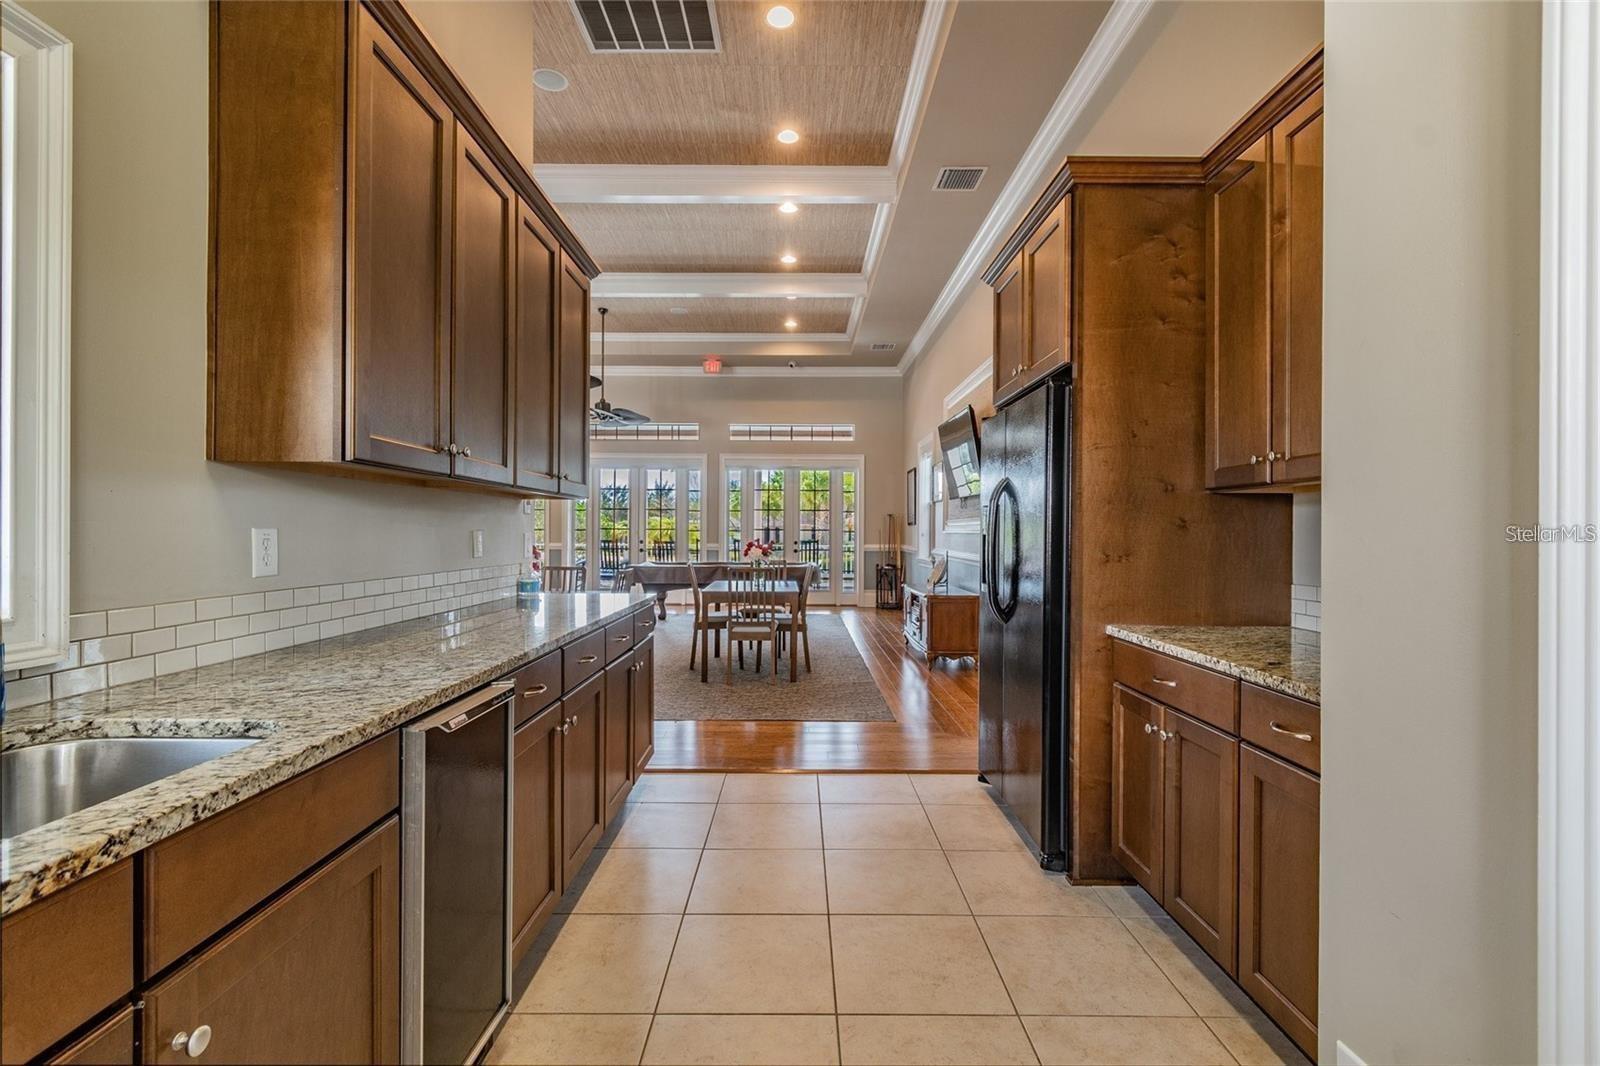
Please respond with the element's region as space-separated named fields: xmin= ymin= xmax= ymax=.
xmin=652 ymin=612 xmax=896 ymax=722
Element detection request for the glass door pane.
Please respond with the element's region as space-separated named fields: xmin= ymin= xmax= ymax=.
xmin=753 ymin=468 xmax=786 ymax=560
xmin=687 ymin=469 xmax=703 ymax=561
xmin=571 ymin=497 xmax=588 ymax=574
xmin=796 ymin=469 xmax=832 ymax=595
xmin=596 ymin=467 xmax=631 ymax=587
xmin=641 ymin=468 xmax=677 ymax=562
xmin=841 ymin=469 xmax=858 ymax=595
xmin=725 ymin=468 xmax=743 ymax=561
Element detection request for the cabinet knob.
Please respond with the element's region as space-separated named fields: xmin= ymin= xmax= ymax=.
xmin=1143 ymin=722 xmax=1154 ymax=734
xmin=1158 ymin=729 xmax=1173 ymax=742
xmin=561 ymin=721 xmax=570 ymax=735
xmin=1266 ymin=450 xmax=1281 ymax=462
xmin=1248 ymin=454 xmax=1261 ymax=465
xmin=171 ymin=1026 xmax=212 ymax=1058
xmin=462 ymin=446 xmax=472 ymax=458
xmin=446 ymin=443 xmax=460 ymax=456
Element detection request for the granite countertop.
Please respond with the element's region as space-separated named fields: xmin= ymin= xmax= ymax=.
xmin=1104 ymin=624 xmax=1320 ymax=704
xmin=1 ymin=592 xmax=650 ymax=917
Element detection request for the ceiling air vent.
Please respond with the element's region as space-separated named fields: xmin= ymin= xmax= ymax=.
xmin=933 ymin=166 xmax=987 ymax=192
xmin=572 ymin=0 xmax=720 ymax=53
xmin=870 ymin=343 xmax=897 ymax=352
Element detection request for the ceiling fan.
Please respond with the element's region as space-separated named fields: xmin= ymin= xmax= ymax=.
xmin=590 ymin=306 xmax=650 ymax=425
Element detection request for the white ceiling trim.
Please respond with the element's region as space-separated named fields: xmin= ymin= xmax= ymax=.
xmin=845 ymin=295 xmax=866 ymax=339
xmin=889 ymin=0 xmax=955 ymax=175
xmin=534 ymin=164 xmax=898 ymax=204
xmin=592 ymin=273 xmax=868 ymax=298
xmin=896 ymin=0 xmax=1157 ymax=375
xmin=943 ymin=359 xmax=992 ymax=412
xmin=860 ymin=201 xmax=895 ymax=280
xmin=597 ymin=332 xmax=849 ymax=344
xmin=605 ymin=364 xmax=901 ymax=378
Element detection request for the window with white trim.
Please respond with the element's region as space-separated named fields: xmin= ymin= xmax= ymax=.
xmin=2 ymin=4 xmax=72 ymax=670
xmin=728 ymin=423 xmax=854 ymax=442
xmin=590 ymin=421 xmax=699 ymax=441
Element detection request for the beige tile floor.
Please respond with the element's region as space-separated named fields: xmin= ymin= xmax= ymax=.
xmin=492 ymin=773 xmax=1313 ymax=1066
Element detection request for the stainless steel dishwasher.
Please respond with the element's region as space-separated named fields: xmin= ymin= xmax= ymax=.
xmin=401 ymin=681 xmax=514 ymax=1065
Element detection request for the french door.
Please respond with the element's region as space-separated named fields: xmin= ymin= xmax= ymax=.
xmin=573 ymin=461 xmax=705 ymax=588
xmin=723 ymin=462 xmax=860 ymax=606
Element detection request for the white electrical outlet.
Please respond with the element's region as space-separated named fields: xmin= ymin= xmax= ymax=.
xmin=523 ymin=532 xmax=535 ymax=556
xmin=471 ymin=530 xmax=485 ymax=559
xmin=521 ymin=499 xmax=534 ymax=515
xmin=251 ymin=528 xmax=279 ymax=578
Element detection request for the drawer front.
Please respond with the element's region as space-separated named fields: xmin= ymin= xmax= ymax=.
xmin=512 ymin=650 xmax=562 ymax=726
xmin=1240 ymin=684 xmax=1320 ymax=774
xmin=563 ymin=628 xmax=607 ymax=691
xmin=1113 ymin=640 xmax=1238 ymax=733
xmin=633 ymin=606 xmax=658 ymax=642
xmin=143 ymin=732 xmax=399 ymax=977
xmin=46 ymin=1005 xmax=136 ymax=1065
xmin=1 ymin=861 xmax=135 ymax=1064
xmin=605 ymin=618 xmax=636 ymax=661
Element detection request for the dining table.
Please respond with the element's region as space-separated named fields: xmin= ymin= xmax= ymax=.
xmin=699 ymin=579 xmax=804 ymax=683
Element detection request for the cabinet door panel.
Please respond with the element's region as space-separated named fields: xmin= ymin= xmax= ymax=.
xmin=992 ymin=250 xmax=1026 ymax=404
xmin=1272 ymin=89 xmax=1323 ymax=485
xmin=1111 ymin=684 xmax=1164 ymax=900
xmin=561 ymin=672 xmax=605 ymax=883
xmin=1206 ymin=134 xmax=1272 ymax=488
xmin=603 ymin=655 xmax=634 ymax=822
xmin=556 ymin=259 xmax=591 ymax=495
xmin=632 ymin=635 xmax=655 ymax=778
xmin=1162 ymin=709 xmax=1238 ymax=975
xmin=513 ymin=705 xmax=563 ymax=965
xmin=349 ymin=9 xmax=451 ymax=475
xmin=1239 ymin=745 xmax=1319 ymax=1058
xmin=142 ymin=818 xmax=400 ymax=1065
xmin=1025 ymin=197 xmax=1070 ymax=381
xmin=450 ymin=132 xmax=515 ymax=485
xmin=515 ymin=203 xmax=560 ymax=491
xmin=48 ymin=1006 xmax=135 ymax=1065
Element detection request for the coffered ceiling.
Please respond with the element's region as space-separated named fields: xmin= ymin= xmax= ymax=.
xmin=533 ymin=0 xmax=1117 ymax=369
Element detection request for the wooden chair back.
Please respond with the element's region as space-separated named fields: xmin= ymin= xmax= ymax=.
xmin=727 ymin=568 xmax=779 ymax=624
xmin=543 ymin=565 xmax=586 ymax=593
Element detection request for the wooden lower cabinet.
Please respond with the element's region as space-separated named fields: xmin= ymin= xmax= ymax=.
xmin=561 ymin=672 xmax=606 ymax=884
xmin=47 ymin=1008 xmax=135 ymax=1066
xmin=602 ymin=653 xmax=635 ymax=824
xmin=631 ymin=634 xmax=655 ymax=778
xmin=1110 ymin=684 xmax=1164 ymax=899
xmin=141 ymin=817 xmax=400 ymax=1064
xmin=1163 ymin=710 xmax=1238 ymax=975
xmin=512 ymin=704 xmax=564 ymax=965
xmin=1239 ymin=744 xmax=1320 ymax=1057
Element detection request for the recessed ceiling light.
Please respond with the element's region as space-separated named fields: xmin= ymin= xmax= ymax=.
xmin=776 ymin=128 xmax=800 ymax=145
xmin=780 ymin=253 xmax=797 ymax=265
xmin=669 ymin=307 xmax=689 ymax=315
xmin=778 ymin=201 xmax=799 ymax=215
xmin=766 ymin=5 xmax=795 ymax=29
xmin=532 ymin=68 xmax=569 ymax=93
xmin=785 ymin=319 xmax=799 ymax=329
xmin=786 ymin=295 xmax=798 ymax=300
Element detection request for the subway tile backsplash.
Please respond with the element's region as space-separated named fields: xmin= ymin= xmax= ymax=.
xmin=1292 ymin=583 xmax=1322 ymax=633
xmin=3 ymin=563 xmax=522 ymax=710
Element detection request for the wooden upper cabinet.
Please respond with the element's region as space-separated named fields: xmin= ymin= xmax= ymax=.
xmin=1162 ymin=708 xmax=1238 ymax=976
xmin=992 ymin=249 xmax=1026 ymax=403
xmin=1110 ymin=684 xmax=1164 ymax=900
xmin=515 ymin=203 xmax=561 ymax=493
xmin=449 ymin=129 xmax=515 ymax=485
xmin=349 ymin=6 xmax=453 ymax=476
xmin=1271 ymin=88 xmax=1324 ymax=486
xmin=1239 ymin=745 xmax=1320 ymax=1058
xmin=557 ymin=259 xmax=592 ymax=494
xmin=1206 ymin=132 xmax=1273 ymax=489
xmin=1024 ymin=197 xmax=1071 ymax=382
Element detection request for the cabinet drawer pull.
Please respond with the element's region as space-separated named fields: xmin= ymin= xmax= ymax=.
xmin=577 ymin=654 xmax=598 ymax=664
xmin=524 ymin=684 xmax=549 ymax=696
xmin=1269 ymin=720 xmax=1314 ymax=743
xmin=1150 ymin=676 xmax=1178 ymax=688
xmin=613 ymin=635 xmax=630 ymax=642
xmin=172 ymin=1025 xmax=213 ymax=1058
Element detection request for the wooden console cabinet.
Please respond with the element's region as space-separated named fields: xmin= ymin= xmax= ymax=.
xmin=902 ymin=584 xmax=978 ymax=663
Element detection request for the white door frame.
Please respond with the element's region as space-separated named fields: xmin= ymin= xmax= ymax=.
xmin=1539 ymin=2 xmax=1600 ymax=1061
xmin=719 ymin=453 xmax=865 ymax=606
xmin=582 ymin=453 xmax=708 ymax=586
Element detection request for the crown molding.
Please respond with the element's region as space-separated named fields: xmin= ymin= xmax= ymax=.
xmin=889 ymin=0 xmax=955 ymax=175
xmin=605 ymin=364 xmax=900 ymax=378
xmin=592 ymin=273 xmax=869 ymax=299
xmin=943 ymin=360 xmax=992 ymax=411
xmin=532 ymin=164 xmax=897 ymax=204
xmin=897 ymin=0 xmax=1157 ymax=375
xmin=595 ymin=332 xmax=849 ymax=344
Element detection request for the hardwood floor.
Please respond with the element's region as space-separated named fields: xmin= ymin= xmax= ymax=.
xmin=649 ymin=605 xmax=980 ymax=773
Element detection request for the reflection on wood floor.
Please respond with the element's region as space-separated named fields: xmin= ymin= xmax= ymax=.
xmin=650 ymin=605 xmax=980 ymax=772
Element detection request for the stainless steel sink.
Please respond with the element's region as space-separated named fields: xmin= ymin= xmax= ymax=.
xmin=0 ymin=737 xmax=259 ymax=840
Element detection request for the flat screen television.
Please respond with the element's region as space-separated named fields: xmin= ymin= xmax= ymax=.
xmin=937 ymin=405 xmax=982 ymax=499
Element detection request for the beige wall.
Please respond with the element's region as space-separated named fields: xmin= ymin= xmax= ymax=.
xmin=38 ymin=0 xmax=536 ymax=612
xmin=1320 ymin=2 xmax=1539 ymax=1062
xmin=408 ymin=0 xmax=535 ymax=170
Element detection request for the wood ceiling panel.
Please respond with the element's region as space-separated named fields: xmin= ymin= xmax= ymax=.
xmin=565 ymin=202 xmax=874 ymax=273
xmin=532 ymin=1 xmax=924 ymax=165
xmin=602 ymin=297 xmax=852 ymax=333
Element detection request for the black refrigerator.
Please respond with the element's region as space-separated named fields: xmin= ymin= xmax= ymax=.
xmin=978 ymin=370 xmax=1071 ymax=870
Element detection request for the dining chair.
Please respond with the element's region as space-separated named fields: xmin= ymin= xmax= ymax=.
xmin=725 ymin=568 xmax=780 ymax=683
xmin=542 ymin=565 xmax=586 ymax=592
xmin=687 ymin=563 xmax=728 ymax=671
xmin=774 ymin=564 xmax=813 ymax=673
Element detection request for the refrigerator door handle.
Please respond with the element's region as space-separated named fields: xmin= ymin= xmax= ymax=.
xmin=1000 ymin=479 xmax=1021 ymax=621
xmin=984 ymin=477 xmax=1008 ymax=620
xmin=986 ymin=478 xmax=1020 ymax=623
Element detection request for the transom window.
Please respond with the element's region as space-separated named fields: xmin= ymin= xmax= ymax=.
xmin=728 ymin=423 xmax=855 ymax=442
xmin=590 ymin=421 xmax=699 ymax=441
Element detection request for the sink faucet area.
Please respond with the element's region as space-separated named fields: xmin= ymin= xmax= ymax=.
xmin=1 ymin=737 xmax=259 ymax=840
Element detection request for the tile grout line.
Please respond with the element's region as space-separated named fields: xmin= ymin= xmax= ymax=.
xmin=635 ymin=822 xmax=711 ymax=1066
